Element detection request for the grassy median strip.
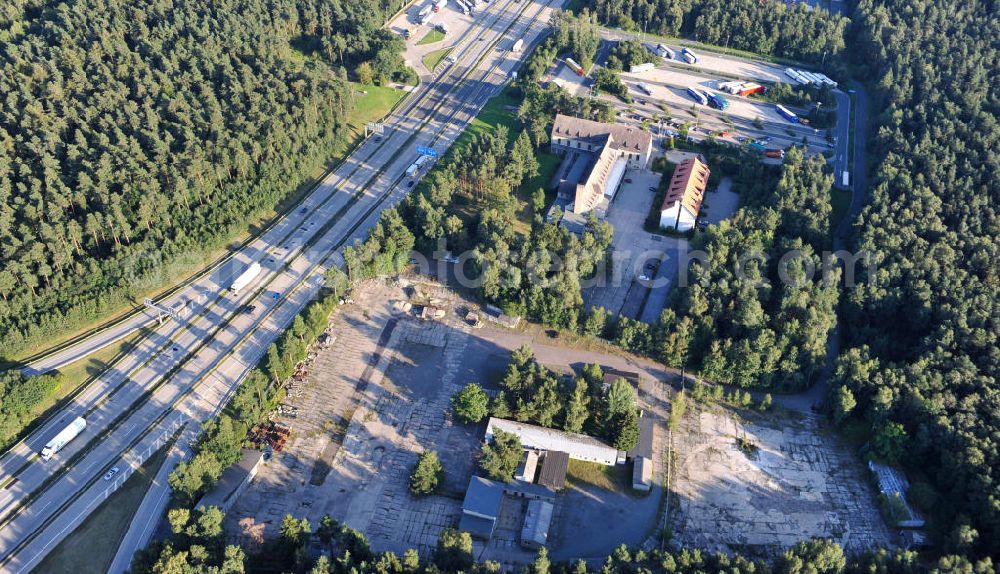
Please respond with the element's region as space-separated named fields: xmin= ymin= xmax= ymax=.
xmin=417 ymin=28 xmax=445 ymax=45
xmin=423 ymin=47 xmax=453 ymax=72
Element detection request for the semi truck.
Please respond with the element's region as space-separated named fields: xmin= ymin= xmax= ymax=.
xmin=764 ymin=149 xmax=785 ymax=159
xmin=737 ymin=83 xmax=764 ymax=97
xmin=433 ymin=0 xmax=446 ymax=11
xmin=775 ymin=104 xmax=799 ymax=123
xmin=565 ymin=57 xmax=585 ymax=76
xmin=717 ymin=80 xmax=743 ymax=94
xmin=511 ymin=38 xmax=523 ymax=52
xmin=435 ymin=22 xmax=448 ymax=34
xmin=707 ymin=92 xmax=730 ymax=110
xmin=680 ymin=47 xmax=698 ymax=64
xmin=656 ymin=44 xmax=675 ymax=60
xmin=405 ymin=155 xmax=431 ymax=177
xmin=418 ymin=5 xmax=433 ymax=18
xmin=231 ymin=261 xmax=262 ymax=295
xmin=636 ymin=82 xmax=653 ymax=95
xmin=686 ymin=87 xmax=708 ymax=105
xmin=41 ymin=417 xmax=86 ymax=460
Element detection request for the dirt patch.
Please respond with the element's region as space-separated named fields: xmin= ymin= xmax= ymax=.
xmin=670 ymin=406 xmax=892 ymax=555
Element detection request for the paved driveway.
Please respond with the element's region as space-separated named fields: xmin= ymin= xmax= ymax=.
xmin=584 ymin=169 xmax=687 ymax=320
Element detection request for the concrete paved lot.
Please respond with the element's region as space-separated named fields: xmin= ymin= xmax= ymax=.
xmin=583 ymin=168 xmax=688 ymax=320
xmin=671 ymin=407 xmax=893 ymax=555
xmin=701 ymin=175 xmax=739 ymax=225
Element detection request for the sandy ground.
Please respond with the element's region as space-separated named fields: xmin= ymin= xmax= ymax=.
xmin=670 ymin=406 xmax=893 ymax=555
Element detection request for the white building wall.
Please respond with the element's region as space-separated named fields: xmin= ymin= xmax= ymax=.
xmin=659 ymin=205 xmax=697 ymax=231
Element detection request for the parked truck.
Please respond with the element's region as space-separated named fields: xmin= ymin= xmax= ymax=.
xmin=511 ymin=38 xmax=523 ymax=52
xmin=775 ymin=104 xmax=799 ymax=123
xmin=686 ymin=86 xmax=708 ymax=105
xmin=433 ymin=0 xmax=446 ymax=11
xmin=764 ymin=149 xmax=785 ymax=159
xmin=41 ymin=417 xmax=86 ymax=460
xmin=707 ymin=92 xmax=730 ymax=110
xmin=636 ymin=82 xmax=653 ymax=95
xmin=418 ymin=4 xmax=433 ymax=18
xmin=656 ymin=44 xmax=675 ymax=60
xmin=435 ymin=22 xmax=448 ymax=34
xmin=680 ymin=47 xmax=698 ymax=64
xmin=231 ymin=261 xmax=262 ymax=295
xmin=737 ymin=83 xmax=764 ymax=97
xmin=565 ymin=57 xmax=585 ymax=76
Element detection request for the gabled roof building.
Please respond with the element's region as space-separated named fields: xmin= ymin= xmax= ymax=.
xmin=659 ymin=157 xmax=709 ymax=232
xmin=548 ymin=114 xmax=653 ymax=234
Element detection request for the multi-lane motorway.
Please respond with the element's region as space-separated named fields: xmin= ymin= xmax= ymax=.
xmin=0 ymin=0 xmax=561 ymax=569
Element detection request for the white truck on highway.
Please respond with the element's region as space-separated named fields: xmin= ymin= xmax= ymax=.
xmin=405 ymin=155 xmax=432 ymax=177
xmin=230 ymin=261 xmax=262 ymax=295
xmin=40 ymin=417 xmax=86 ymax=460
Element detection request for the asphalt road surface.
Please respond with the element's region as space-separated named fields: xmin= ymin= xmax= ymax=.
xmin=0 ymin=0 xmax=562 ymax=570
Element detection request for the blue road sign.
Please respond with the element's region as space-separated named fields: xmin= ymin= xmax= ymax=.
xmin=416 ymin=146 xmax=438 ymax=158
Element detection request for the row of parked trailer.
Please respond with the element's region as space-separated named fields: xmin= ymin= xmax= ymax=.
xmin=717 ymin=80 xmax=765 ymax=97
xmin=647 ymin=43 xmax=698 ymax=64
xmin=785 ymin=68 xmax=837 ymax=89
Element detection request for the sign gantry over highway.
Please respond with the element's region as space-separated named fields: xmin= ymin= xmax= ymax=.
xmin=416 ymin=146 xmax=438 ymax=158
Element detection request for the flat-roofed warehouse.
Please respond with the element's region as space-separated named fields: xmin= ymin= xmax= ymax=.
xmin=486 ymin=417 xmax=621 ymax=466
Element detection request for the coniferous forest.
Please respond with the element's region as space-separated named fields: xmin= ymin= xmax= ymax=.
xmin=834 ymin=0 xmax=1000 ymax=559
xmin=0 ymin=0 xmax=408 ymax=357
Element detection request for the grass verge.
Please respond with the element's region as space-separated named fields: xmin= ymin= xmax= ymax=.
xmin=34 ymin=441 xmax=172 ymax=573
xmin=566 ymin=459 xmax=634 ymax=494
xmin=422 ymin=47 xmax=453 ymax=73
xmin=417 ymin=29 xmax=445 ymax=45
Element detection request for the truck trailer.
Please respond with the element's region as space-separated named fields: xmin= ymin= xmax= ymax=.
xmin=656 ymin=44 xmax=675 ymax=60
xmin=565 ymin=58 xmax=585 ymax=76
xmin=775 ymin=104 xmax=799 ymax=123
xmin=686 ymin=87 xmax=708 ymax=105
xmin=418 ymin=5 xmax=433 ymax=18
xmin=707 ymin=92 xmax=730 ymax=110
xmin=435 ymin=22 xmax=448 ymax=34
xmin=231 ymin=261 xmax=262 ymax=295
xmin=41 ymin=417 xmax=86 ymax=460
xmin=737 ymin=83 xmax=764 ymax=97
xmin=680 ymin=48 xmax=698 ymax=64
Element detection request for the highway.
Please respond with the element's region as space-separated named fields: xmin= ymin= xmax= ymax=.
xmin=0 ymin=0 xmax=561 ymax=570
